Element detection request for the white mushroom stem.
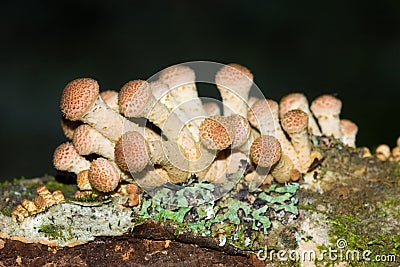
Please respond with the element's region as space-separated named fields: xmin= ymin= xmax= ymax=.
xmin=339 ymin=119 xmax=358 ymax=148
xmin=159 ymin=65 xmax=207 ymax=140
xmin=73 ymin=124 xmax=115 ymax=160
xmin=215 ymin=63 xmax=253 ymax=118
xmin=279 ymin=93 xmax=321 ymax=135
xmin=100 ymin=90 xmax=119 ymax=112
xmin=53 ymin=142 xmax=91 ymax=174
xmin=281 ymin=109 xmax=312 ymax=173
xmin=310 ymin=94 xmax=342 ymax=138
xmin=60 ymin=78 xmax=159 ymax=143
xmin=248 ymin=99 xmax=300 ymax=170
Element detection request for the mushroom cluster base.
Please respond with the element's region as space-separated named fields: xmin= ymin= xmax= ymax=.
xmin=1 ymin=139 xmax=400 ymax=266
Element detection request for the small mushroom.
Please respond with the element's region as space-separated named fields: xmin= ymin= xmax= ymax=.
xmin=281 ymin=109 xmax=312 ymax=173
xmin=215 ymin=63 xmax=253 ymax=118
xmin=72 ymin=124 xmax=115 ymax=160
xmin=77 ymin=169 xmax=92 ymax=191
xmin=310 ymin=94 xmax=342 ymax=138
xmin=250 ymin=136 xmax=299 ymax=183
xmin=248 ymin=99 xmax=300 ymax=170
xmin=88 ymin=158 xmax=121 ymax=192
xmin=60 ymin=78 xmax=159 ymax=142
xmin=279 ymin=93 xmax=321 ymax=135
xmin=339 ymin=119 xmax=358 ymax=148
xmin=53 ymin=142 xmax=91 ymax=174
xmin=114 ymin=131 xmax=189 ymax=184
xmin=375 ymin=144 xmax=391 ymax=161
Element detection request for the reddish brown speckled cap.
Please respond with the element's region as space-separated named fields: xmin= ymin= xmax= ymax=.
xmin=53 ymin=142 xmax=79 ymax=171
xmin=89 ymin=158 xmax=120 ymax=193
xmin=118 ymin=80 xmax=152 ymax=117
xmin=60 ymin=78 xmax=99 ymax=121
xmin=199 ymin=116 xmax=232 ymax=150
xmin=250 ymin=135 xmax=282 ymax=168
xmin=159 ymin=65 xmax=195 ymax=89
xmin=215 ymin=63 xmax=253 ymax=93
xmin=281 ymin=109 xmax=309 ymax=134
xmin=310 ymin=94 xmax=342 ymax=116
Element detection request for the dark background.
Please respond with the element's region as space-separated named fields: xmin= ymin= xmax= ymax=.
xmin=1 ymin=0 xmax=400 ymax=181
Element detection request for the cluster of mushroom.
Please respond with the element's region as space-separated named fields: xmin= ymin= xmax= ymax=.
xmin=52 ymin=63 xmax=360 ymax=202
xmin=12 ymin=185 xmax=64 ymax=222
xmin=375 ymin=137 xmax=400 ymax=162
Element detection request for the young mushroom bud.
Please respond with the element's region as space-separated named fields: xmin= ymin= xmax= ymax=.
xmin=279 ymin=93 xmax=321 ymax=135
xmin=247 ymin=99 xmax=300 ymax=170
xmin=114 ymin=131 xmax=190 ymax=184
xmin=375 ymin=144 xmax=391 ymax=161
xmin=77 ymin=170 xmax=92 ymax=191
xmin=100 ymin=90 xmax=119 ymax=112
xmin=60 ymin=78 xmax=159 ymax=142
xmin=53 ymin=142 xmax=91 ymax=174
xmin=199 ymin=116 xmax=234 ymax=151
xmin=339 ymin=119 xmax=358 ymax=148
xmin=250 ymin=136 xmax=299 ymax=183
xmin=281 ymin=109 xmax=312 ymax=173
xmin=215 ymin=63 xmax=253 ymax=117
xmin=88 ymin=158 xmax=121 ymax=192
xmin=310 ymin=94 xmax=342 ymax=138
xmin=73 ymin=124 xmax=115 ymax=160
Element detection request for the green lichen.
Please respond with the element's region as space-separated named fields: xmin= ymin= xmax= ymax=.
xmin=38 ymin=224 xmax=73 ymax=242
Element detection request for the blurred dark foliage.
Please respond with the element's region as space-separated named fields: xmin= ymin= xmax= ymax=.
xmin=1 ymin=0 xmax=400 ymax=180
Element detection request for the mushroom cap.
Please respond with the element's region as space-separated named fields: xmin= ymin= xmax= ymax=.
xmin=60 ymin=118 xmax=81 ymax=140
xmin=199 ymin=116 xmax=232 ymax=150
xmin=159 ymin=65 xmax=195 ymax=89
xmin=114 ymin=131 xmax=150 ymax=173
xmin=215 ymin=63 xmax=253 ymax=94
xmin=60 ymin=78 xmax=100 ymax=121
xmin=89 ymin=158 xmax=120 ymax=192
xmin=77 ymin=169 xmax=92 ymax=191
xmin=250 ymin=135 xmax=282 ymax=167
xmin=203 ymin=102 xmax=221 ymax=117
xmin=279 ymin=93 xmax=309 ymax=118
xmin=247 ymin=99 xmax=278 ymax=128
xmin=281 ymin=109 xmax=309 ymax=134
xmin=53 ymin=142 xmax=80 ymax=171
xmin=100 ymin=90 xmax=118 ymax=103
xmin=228 ymin=114 xmax=251 ymax=148
xmin=310 ymin=94 xmax=342 ymax=116
xmin=119 ymin=80 xmax=152 ymax=117
xmin=72 ymin=124 xmax=97 ymax=155
xmin=340 ymin=119 xmax=358 ymax=135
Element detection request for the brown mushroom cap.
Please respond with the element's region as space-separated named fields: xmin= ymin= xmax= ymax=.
xmin=119 ymin=80 xmax=152 ymax=117
xmin=53 ymin=142 xmax=81 ymax=171
xmin=114 ymin=131 xmax=150 ymax=173
xmin=281 ymin=109 xmax=309 ymax=134
xmin=89 ymin=158 xmax=120 ymax=192
xmin=72 ymin=124 xmax=97 ymax=155
xmin=60 ymin=78 xmax=100 ymax=121
xmin=215 ymin=63 xmax=253 ymax=94
xmin=310 ymin=94 xmax=342 ymax=116
xmin=199 ymin=116 xmax=232 ymax=150
xmin=339 ymin=119 xmax=358 ymax=136
xmin=279 ymin=93 xmax=308 ymax=118
xmin=159 ymin=65 xmax=195 ymax=89
xmin=250 ymin=135 xmax=282 ymax=168
xmin=77 ymin=170 xmax=92 ymax=191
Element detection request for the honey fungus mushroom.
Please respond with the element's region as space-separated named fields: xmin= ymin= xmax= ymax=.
xmin=53 ymin=142 xmax=90 ymax=174
xmin=310 ymin=94 xmax=342 ymax=138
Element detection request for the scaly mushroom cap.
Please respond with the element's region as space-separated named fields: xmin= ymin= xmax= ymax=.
xmin=247 ymin=99 xmax=277 ymax=128
xmin=228 ymin=114 xmax=251 ymax=148
xmin=53 ymin=142 xmax=83 ymax=171
xmin=60 ymin=118 xmax=81 ymax=139
xmin=279 ymin=93 xmax=309 ymax=118
xmin=72 ymin=124 xmax=97 ymax=155
xmin=60 ymin=78 xmax=99 ymax=121
xmin=199 ymin=116 xmax=232 ymax=150
xmin=215 ymin=63 xmax=253 ymax=94
xmin=100 ymin=90 xmax=119 ymax=111
xmin=114 ymin=131 xmax=150 ymax=173
xmin=119 ymin=80 xmax=152 ymax=117
xmin=159 ymin=65 xmax=195 ymax=89
xmin=77 ymin=169 xmax=92 ymax=191
xmin=250 ymin=136 xmax=282 ymax=168
xmin=310 ymin=94 xmax=342 ymax=116
xmin=281 ymin=109 xmax=309 ymax=134
xmin=340 ymin=119 xmax=358 ymax=136
xmin=89 ymin=158 xmax=120 ymax=192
